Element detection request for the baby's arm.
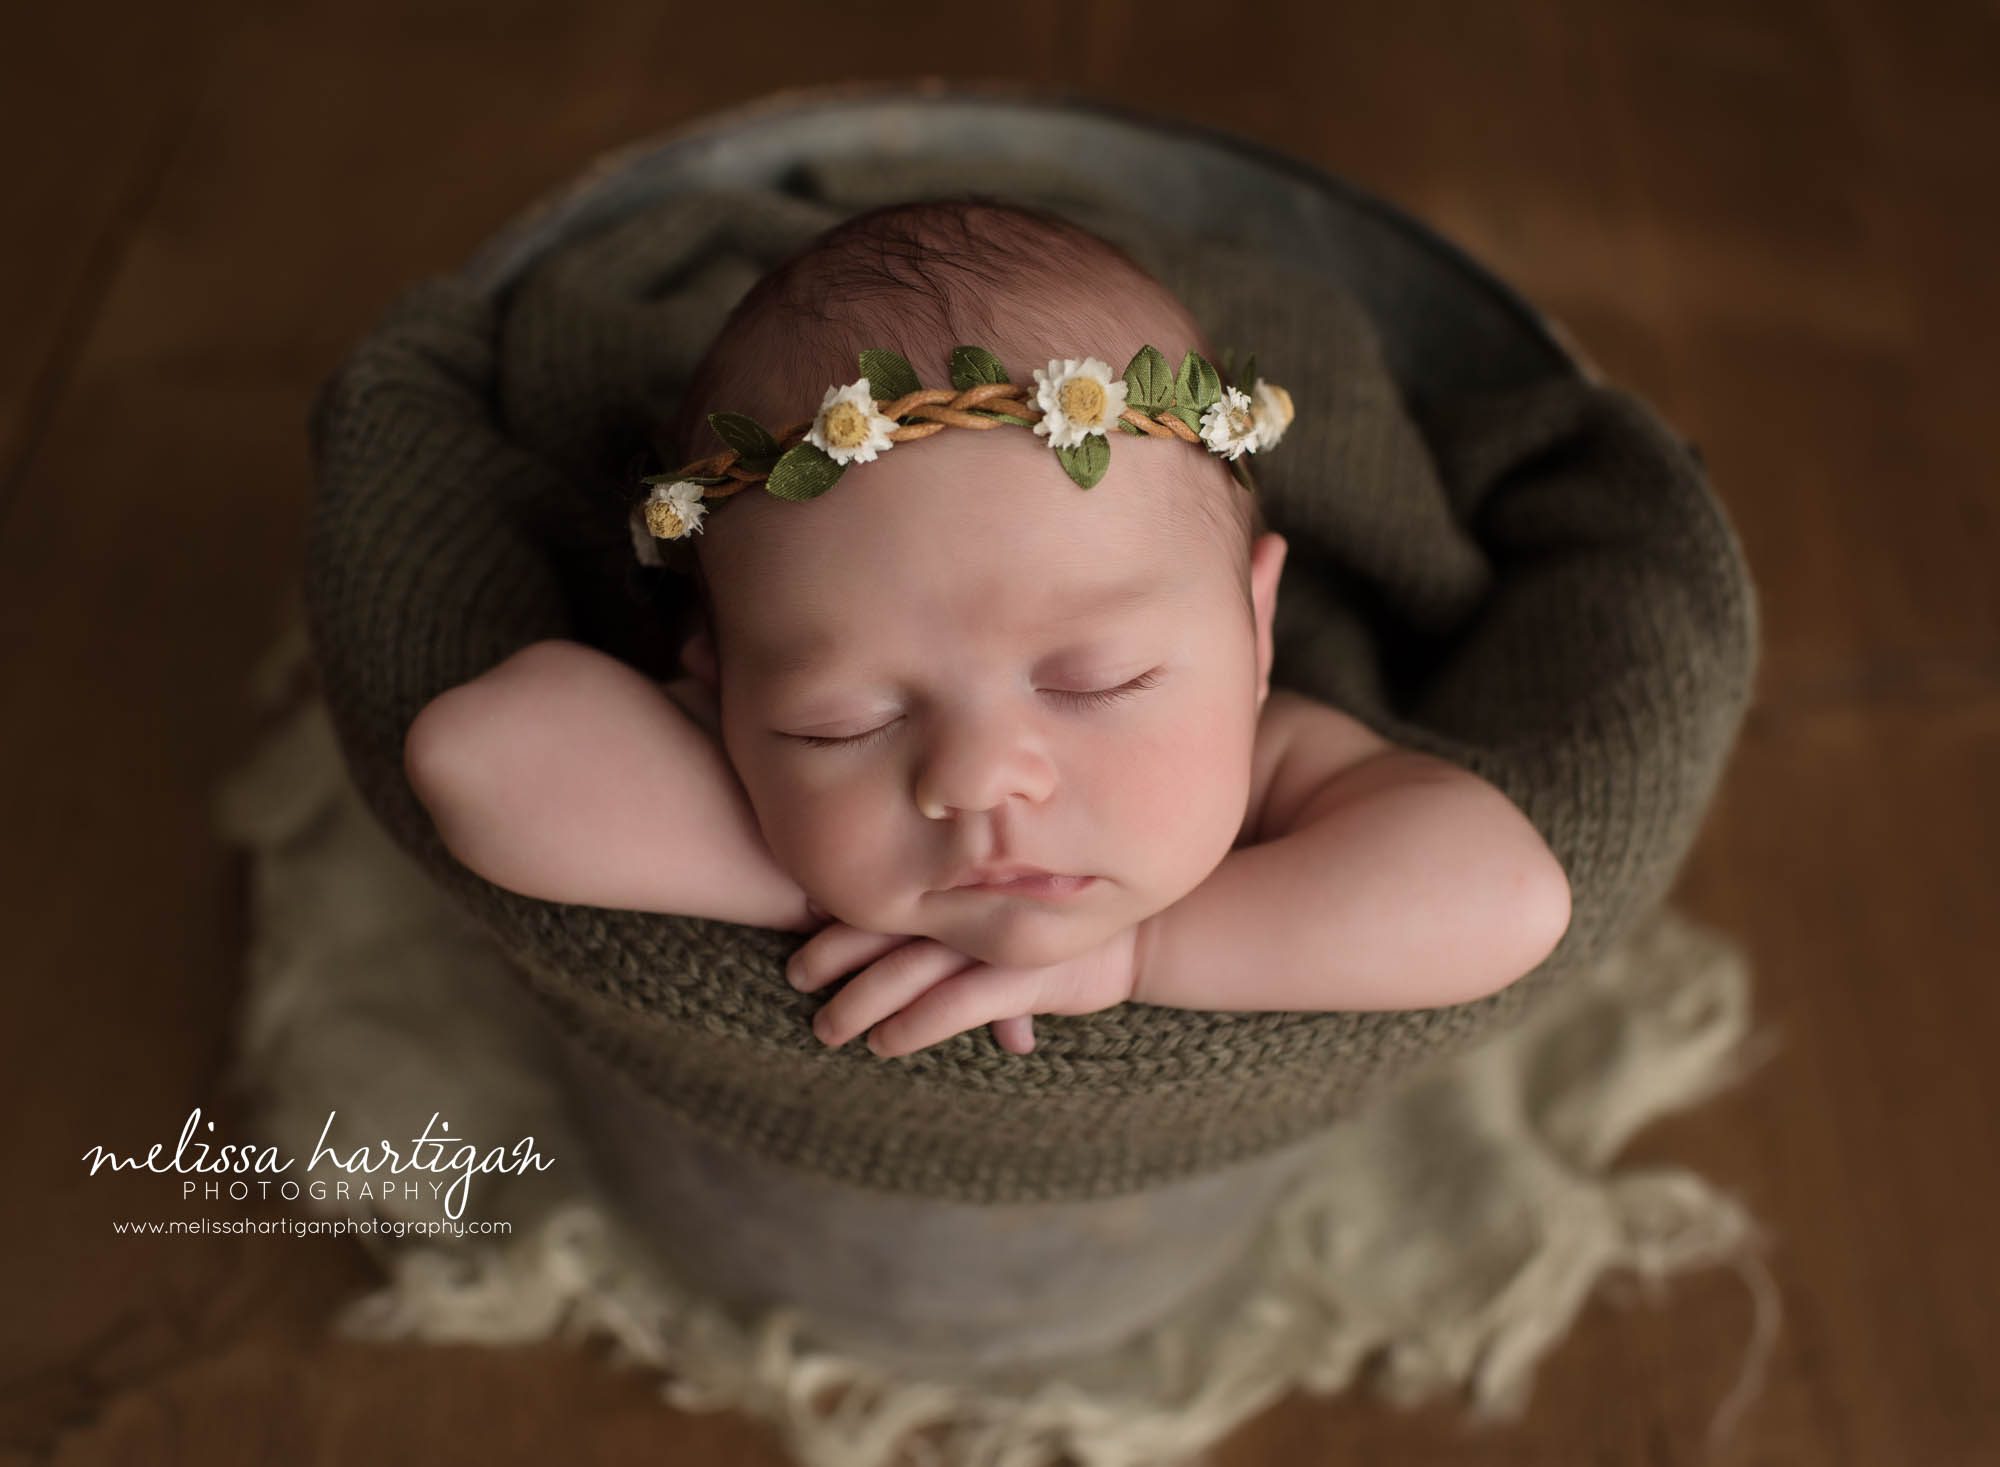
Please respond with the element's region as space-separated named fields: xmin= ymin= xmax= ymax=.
xmin=1134 ymin=749 xmax=1571 ymax=1013
xmin=403 ymin=639 xmax=816 ymax=932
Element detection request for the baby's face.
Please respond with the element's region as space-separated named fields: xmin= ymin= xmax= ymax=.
xmin=693 ymin=425 xmax=1282 ymax=971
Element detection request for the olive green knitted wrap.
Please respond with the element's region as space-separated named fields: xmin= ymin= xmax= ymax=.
xmin=303 ymin=157 xmax=1758 ymax=1204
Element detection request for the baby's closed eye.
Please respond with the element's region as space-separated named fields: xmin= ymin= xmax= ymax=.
xmin=782 ymin=669 xmax=1166 ymax=748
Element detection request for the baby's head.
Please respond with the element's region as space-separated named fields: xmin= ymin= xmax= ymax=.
xmin=668 ymin=197 xmax=1288 ymax=969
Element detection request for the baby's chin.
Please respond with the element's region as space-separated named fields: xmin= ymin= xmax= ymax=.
xmin=917 ymin=900 xmax=1121 ymax=972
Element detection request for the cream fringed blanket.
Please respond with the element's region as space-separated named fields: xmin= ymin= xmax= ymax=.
xmin=213 ymin=620 xmax=1781 ymax=1467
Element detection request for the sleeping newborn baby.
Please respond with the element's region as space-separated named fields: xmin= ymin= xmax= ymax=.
xmin=403 ymin=198 xmax=1572 ymax=1059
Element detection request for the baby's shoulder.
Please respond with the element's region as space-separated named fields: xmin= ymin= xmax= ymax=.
xmin=1245 ymin=688 xmax=1396 ymax=844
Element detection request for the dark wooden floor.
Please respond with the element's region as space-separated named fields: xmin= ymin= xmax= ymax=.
xmin=3 ymin=2 xmax=1996 ymax=1463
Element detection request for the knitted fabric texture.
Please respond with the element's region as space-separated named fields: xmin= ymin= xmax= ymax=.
xmin=302 ymin=156 xmax=1759 ymax=1204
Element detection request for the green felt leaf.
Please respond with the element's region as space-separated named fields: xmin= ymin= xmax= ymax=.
xmin=765 ymin=443 xmax=846 ymax=501
xmin=1122 ymin=344 xmax=1175 ymax=413
xmin=639 ymin=472 xmax=731 ymax=487
xmin=973 ymin=408 xmax=1037 ymax=428
xmin=949 ymin=345 xmax=1010 ymax=389
xmin=708 ymin=412 xmax=781 ymax=467
xmin=1166 ymin=403 xmax=1205 ymax=437
xmin=858 ymin=348 xmax=922 ymax=404
xmin=1116 ymin=419 xmax=1145 ymax=435
xmin=1055 ymin=436 xmax=1110 ymax=489
xmin=1242 ymin=353 xmax=1259 ymax=392
xmin=1176 ymin=350 xmax=1223 ymax=412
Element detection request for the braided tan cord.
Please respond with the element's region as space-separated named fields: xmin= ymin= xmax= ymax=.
xmin=659 ymin=385 xmax=1206 ymax=500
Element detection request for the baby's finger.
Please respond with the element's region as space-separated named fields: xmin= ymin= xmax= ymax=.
xmin=787 ymin=923 xmax=908 ymax=994
xmin=813 ymin=939 xmax=968 ymax=1049
xmin=869 ymin=968 xmax=1044 ymax=1058
xmin=991 ymin=1015 xmax=1037 ymax=1055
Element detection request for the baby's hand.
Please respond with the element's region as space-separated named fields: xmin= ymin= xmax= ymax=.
xmin=787 ymin=919 xmax=1142 ymax=1059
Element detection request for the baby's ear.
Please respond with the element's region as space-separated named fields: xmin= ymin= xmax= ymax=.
xmin=681 ymin=624 xmax=720 ymax=691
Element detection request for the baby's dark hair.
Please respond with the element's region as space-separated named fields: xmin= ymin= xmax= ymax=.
xmin=665 ymin=196 xmax=1267 ymax=642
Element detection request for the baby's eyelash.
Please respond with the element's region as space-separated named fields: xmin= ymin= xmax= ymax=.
xmin=788 ymin=669 xmax=1163 ymax=749
xmin=790 ymin=726 xmax=893 ymax=750
xmin=1054 ymin=667 xmax=1163 ymax=710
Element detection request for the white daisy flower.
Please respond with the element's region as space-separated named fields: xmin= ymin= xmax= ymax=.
xmin=636 ymin=479 xmax=708 ymax=550
xmin=805 ymin=377 xmax=898 ymax=464
xmin=1200 ymin=385 xmax=1264 ymax=461
xmin=1031 ymin=357 xmax=1130 ymax=450
xmin=1250 ymin=380 xmax=1294 ymax=450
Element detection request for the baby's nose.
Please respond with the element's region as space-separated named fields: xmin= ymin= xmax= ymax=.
xmin=913 ymin=716 xmax=1056 ymax=816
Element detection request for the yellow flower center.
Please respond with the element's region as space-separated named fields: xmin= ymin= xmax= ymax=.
xmin=645 ymin=499 xmax=688 ymax=538
xmin=1228 ymin=406 xmax=1254 ymax=436
xmin=823 ymin=400 xmax=872 ymax=450
xmin=1058 ymin=376 xmax=1107 ymax=427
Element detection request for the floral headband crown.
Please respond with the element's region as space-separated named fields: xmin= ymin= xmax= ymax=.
xmin=630 ymin=343 xmax=1293 ymax=570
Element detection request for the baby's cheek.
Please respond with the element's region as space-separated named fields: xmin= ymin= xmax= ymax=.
xmin=1116 ymin=712 xmax=1242 ymax=833
xmin=1103 ymin=708 xmax=1253 ymax=883
xmin=759 ymin=774 xmax=902 ymax=912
